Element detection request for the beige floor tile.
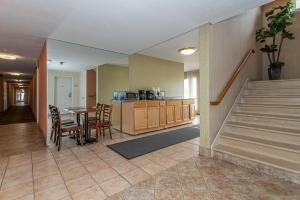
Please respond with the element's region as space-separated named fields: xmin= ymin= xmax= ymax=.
xmin=4 ymin=164 xmax=32 ymax=178
xmin=123 ymin=189 xmax=155 ymax=200
xmin=31 ymin=150 xmax=53 ymax=163
xmin=102 ymin=155 xmax=126 ymax=167
xmin=100 ymin=176 xmax=131 ymax=196
xmin=33 ymin=164 xmax=60 ymax=179
xmin=57 ymin=158 xmax=82 ymax=171
xmin=129 ymin=157 xmax=152 ymax=167
xmin=0 ymin=181 xmax=33 ymax=200
xmin=155 ymin=175 xmax=181 ymax=190
xmin=83 ymin=159 xmax=109 ymax=173
xmin=65 ymin=175 xmax=96 ymax=195
xmin=122 ymin=168 xmax=151 ymax=185
xmin=16 ymin=194 xmax=35 ymax=200
xmin=35 ymin=184 xmax=70 ymax=200
xmin=182 ymin=191 xmax=210 ymax=200
xmin=141 ymin=162 xmax=165 ymax=176
xmin=1 ymin=173 xmax=33 ymax=190
xmin=61 ymin=166 xmax=88 ymax=181
xmin=180 ymin=176 xmax=207 ymax=192
xmin=34 ymin=174 xmax=64 ymax=192
xmin=113 ymin=161 xmax=137 ymax=174
xmin=155 ymin=189 xmax=183 ymax=200
xmin=72 ymin=185 xmax=107 ymax=200
xmin=7 ymin=153 xmax=32 ymax=168
xmin=91 ymin=167 xmax=119 ymax=184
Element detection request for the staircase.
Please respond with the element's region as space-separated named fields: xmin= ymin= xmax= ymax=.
xmin=213 ymin=79 xmax=300 ymax=184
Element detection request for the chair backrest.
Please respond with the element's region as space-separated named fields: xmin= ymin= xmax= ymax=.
xmin=102 ymin=104 xmax=112 ymax=122
xmin=51 ymin=106 xmax=62 ymax=129
xmin=49 ymin=105 xmax=55 ymax=123
xmin=95 ymin=103 xmax=103 ymax=120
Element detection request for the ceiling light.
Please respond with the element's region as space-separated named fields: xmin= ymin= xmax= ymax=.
xmin=10 ymin=73 xmax=21 ymax=76
xmin=47 ymin=59 xmax=52 ymax=64
xmin=0 ymin=53 xmax=17 ymax=60
xmin=179 ymin=47 xmax=197 ymax=56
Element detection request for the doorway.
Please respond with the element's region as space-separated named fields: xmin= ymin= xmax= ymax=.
xmin=55 ymin=77 xmax=73 ymax=111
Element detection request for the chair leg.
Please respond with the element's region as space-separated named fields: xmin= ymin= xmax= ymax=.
xmin=80 ymin=127 xmax=83 ymax=145
xmin=96 ymin=127 xmax=99 ymax=143
xmin=50 ymin=127 xmax=54 ymax=141
xmin=109 ymin=126 xmax=112 ymax=139
xmin=58 ymin=131 xmax=62 ymax=151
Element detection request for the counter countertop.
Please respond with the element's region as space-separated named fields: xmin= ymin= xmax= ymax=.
xmin=112 ymin=98 xmax=195 ymax=103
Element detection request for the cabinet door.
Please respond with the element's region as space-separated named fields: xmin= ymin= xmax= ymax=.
xmin=148 ymin=107 xmax=160 ymax=128
xmin=182 ymin=104 xmax=190 ymax=121
xmin=190 ymin=104 xmax=196 ymax=119
xmin=134 ymin=108 xmax=148 ymax=131
xmin=166 ymin=106 xmax=175 ymax=124
xmin=175 ymin=105 xmax=183 ymax=122
xmin=159 ymin=106 xmax=166 ymax=126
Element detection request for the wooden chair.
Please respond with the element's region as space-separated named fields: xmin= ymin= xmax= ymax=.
xmin=96 ymin=104 xmax=113 ymax=141
xmin=88 ymin=103 xmax=103 ymax=141
xmin=52 ymin=106 xmax=83 ymax=151
xmin=88 ymin=103 xmax=103 ymax=122
xmin=49 ymin=105 xmax=75 ymax=143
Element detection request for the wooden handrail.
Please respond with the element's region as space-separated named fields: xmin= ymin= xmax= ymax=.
xmin=210 ymin=49 xmax=255 ymax=106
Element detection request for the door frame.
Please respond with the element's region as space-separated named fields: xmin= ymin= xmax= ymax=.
xmin=54 ymin=75 xmax=74 ymax=109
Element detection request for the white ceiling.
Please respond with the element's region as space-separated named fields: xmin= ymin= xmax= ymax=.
xmin=0 ymin=0 xmax=272 ymax=73
xmin=0 ymin=31 xmax=44 ymax=74
xmin=47 ymin=39 xmax=128 ymax=72
xmin=140 ymin=29 xmax=199 ymax=71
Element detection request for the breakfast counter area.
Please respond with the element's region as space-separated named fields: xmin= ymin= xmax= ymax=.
xmin=112 ymin=99 xmax=195 ymax=135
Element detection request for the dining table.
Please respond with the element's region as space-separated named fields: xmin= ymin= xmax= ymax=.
xmin=64 ymin=106 xmax=98 ymax=144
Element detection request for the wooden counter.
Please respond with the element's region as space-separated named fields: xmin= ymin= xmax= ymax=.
xmin=112 ymin=99 xmax=195 ymax=135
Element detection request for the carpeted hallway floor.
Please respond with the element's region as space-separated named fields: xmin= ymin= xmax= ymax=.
xmin=0 ymin=106 xmax=35 ymax=125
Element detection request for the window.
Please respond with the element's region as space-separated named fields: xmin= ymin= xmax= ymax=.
xmin=297 ymin=0 xmax=300 ymax=9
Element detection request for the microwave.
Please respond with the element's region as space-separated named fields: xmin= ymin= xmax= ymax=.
xmin=113 ymin=91 xmax=138 ymax=100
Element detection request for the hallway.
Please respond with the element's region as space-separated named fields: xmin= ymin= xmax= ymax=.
xmin=0 ymin=106 xmax=35 ymax=125
xmin=0 ymin=123 xmax=46 ymax=157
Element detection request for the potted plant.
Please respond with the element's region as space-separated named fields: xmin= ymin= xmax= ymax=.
xmin=256 ymin=1 xmax=296 ymax=80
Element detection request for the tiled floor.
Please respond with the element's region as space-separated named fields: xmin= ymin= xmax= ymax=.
xmin=0 ymin=115 xmax=299 ymax=200
xmin=0 ymin=123 xmax=46 ymax=157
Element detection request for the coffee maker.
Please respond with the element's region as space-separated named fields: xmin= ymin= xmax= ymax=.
xmin=138 ymin=90 xmax=146 ymax=100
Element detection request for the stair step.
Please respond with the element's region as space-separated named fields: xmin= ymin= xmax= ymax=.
xmin=232 ymin=111 xmax=300 ymax=120
xmin=224 ymin=123 xmax=300 ymax=145
xmin=214 ymin=145 xmax=300 ymax=174
xmin=248 ymin=79 xmax=300 ymax=89
xmin=226 ymin=121 xmax=300 ymax=136
xmin=244 ymin=88 xmax=300 ymax=96
xmin=219 ymin=136 xmax=300 ymax=163
xmin=236 ymin=103 xmax=300 ymax=118
xmin=222 ymin=132 xmax=300 ymax=153
xmin=229 ymin=113 xmax=300 ymax=132
xmin=240 ymin=95 xmax=300 ymax=106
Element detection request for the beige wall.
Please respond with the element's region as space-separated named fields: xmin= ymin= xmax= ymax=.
xmin=199 ymin=8 xmax=262 ymax=150
xmin=129 ymin=54 xmax=184 ymax=98
xmin=261 ymin=0 xmax=300 ymax=79
xmin=97 ymin=64 xmax=129 ymax=104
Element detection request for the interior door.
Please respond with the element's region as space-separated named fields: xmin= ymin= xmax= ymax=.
xmin=86 ymin=69 xmax=96 ymax=107
xmin=55 ymin=77 xmax=72 ymax=112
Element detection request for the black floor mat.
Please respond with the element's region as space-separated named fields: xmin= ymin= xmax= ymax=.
xmin=108 ymin=125 xmax=200 ymax=159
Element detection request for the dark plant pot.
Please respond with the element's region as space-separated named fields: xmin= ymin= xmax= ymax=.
xmin=268 ymin=67 xmax=282 ymax=80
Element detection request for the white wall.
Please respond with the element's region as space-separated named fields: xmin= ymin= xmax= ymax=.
xmin=48 ymin=70 xmax=80 ymax=107
xmin=199 ymin=8 xmax=262 ymax=151
xmin=79 ymin=70 xmax=87 ymax=107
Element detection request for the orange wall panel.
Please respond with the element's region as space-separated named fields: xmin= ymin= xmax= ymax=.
xmin=37 ymin=41 xmax=48 ymax=141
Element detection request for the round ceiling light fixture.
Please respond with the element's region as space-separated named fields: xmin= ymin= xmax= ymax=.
xmin=0 ymin=53 xmax=17 ymax=60
xmin=10 ymin=72 xmax=22 ymax=76
xmin=178 ymin=47 xmax=197 ymax=56
xmin=47 ymin=59 xmax=52 ymax=64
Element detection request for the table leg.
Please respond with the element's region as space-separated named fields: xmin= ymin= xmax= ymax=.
xmin=84 ymin=112 xmax=96 ymax=144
